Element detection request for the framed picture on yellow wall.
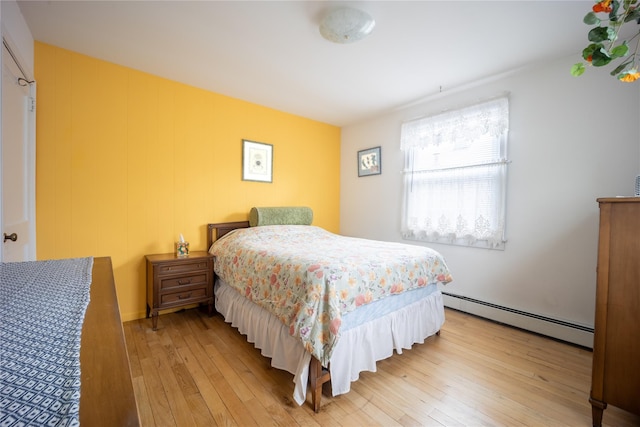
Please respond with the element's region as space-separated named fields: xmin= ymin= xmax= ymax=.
xmin=242 ymin=139 xmax=273 ymax=183
xmin=358 ymin=146 xmax=381 ymax=177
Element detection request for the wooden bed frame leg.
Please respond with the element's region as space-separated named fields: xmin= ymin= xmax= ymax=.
xmin=309 ymin=357 xmax=331 ymax=413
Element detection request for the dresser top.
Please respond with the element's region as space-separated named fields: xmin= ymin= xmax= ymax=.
xmin=597 ymin=197 xmax=640 ymax=204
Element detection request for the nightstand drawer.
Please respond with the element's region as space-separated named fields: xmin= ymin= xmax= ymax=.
xmin=160 ymin=287 xmax=208 ymax=305
xmin=160 ymin=273 xmax=209 ymax=290
xmin=157 ymin=261 xmax=210 ymax=275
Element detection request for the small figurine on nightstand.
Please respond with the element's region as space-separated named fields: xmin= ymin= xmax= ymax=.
xmin=175 ymin=233 xmax=189 ymax=257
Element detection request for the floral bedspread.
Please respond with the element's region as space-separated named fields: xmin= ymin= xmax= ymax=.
xmin=210 ymin=225 xmax=452 ymax=365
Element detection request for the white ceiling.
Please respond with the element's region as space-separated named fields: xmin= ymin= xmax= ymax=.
xmin=18 ymin=0 xmax=594 ymax=127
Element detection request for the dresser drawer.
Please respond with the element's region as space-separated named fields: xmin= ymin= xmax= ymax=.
xmin=157 ymin=260 xmax=210 ymax=275
xmin=160 ymin=273 xmax=209 ymax=290
xmin=160 ymin=287 xmax=208 ymax=305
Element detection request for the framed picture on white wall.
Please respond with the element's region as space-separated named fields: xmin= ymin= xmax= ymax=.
xmin=357 ymin=146 xmax=381 ymax=177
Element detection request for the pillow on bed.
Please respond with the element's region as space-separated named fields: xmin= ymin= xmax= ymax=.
xmin=249 ymin=206 xmax=313 ymax=227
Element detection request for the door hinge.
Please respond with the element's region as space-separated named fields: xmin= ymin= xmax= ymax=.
xmin=29 ymin=97 xmax=35 ymax=112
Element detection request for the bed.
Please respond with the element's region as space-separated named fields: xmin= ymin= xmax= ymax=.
xmin=0 ymin=256 xmax=139 ymax=426
xmin=207 ymin=207 xmax=453 ymax=412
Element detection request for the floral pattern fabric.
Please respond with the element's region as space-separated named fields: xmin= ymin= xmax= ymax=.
xmin=210 ymin=225 xmax=452 ymax=365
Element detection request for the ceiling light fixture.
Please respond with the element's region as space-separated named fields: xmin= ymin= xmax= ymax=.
xmin=319 ymin=7 xmax=375 ymax=44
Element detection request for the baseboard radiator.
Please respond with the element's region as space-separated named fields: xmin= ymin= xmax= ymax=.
xmin=442 ymin=292 xmax=594 ymax=349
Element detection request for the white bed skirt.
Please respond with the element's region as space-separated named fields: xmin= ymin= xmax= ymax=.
xmin=214 ymin=280 xmax=445 ymax=405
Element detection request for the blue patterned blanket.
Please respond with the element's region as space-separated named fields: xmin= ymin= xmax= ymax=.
xmin=0 ymin=257 xmax=93 ymax=427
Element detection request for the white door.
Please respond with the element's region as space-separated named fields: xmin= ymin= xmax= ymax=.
xmin=1 ymin=41 xmax=36 ymax=262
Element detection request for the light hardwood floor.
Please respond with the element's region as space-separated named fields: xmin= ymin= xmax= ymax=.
xmin=124 ymin=307 xmax=640 ymax=426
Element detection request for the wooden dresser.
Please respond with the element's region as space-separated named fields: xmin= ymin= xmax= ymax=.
xmin=146 ymin=251 xmax=214 ymax=330
xmin=590 ymin=197 xmax=640 ymax=426
xmin=81 ymin=257 xmax=139 ymax=425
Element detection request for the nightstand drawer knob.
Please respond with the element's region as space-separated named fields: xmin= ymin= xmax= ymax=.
xmin=178 ymin=279 xmax=192 ymax=285
xmin=178 ymin=293 xmax=192 ymax=299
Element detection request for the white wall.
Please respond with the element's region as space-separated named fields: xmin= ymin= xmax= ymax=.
xmin=340 ymin=55 xmax=640 ymax=344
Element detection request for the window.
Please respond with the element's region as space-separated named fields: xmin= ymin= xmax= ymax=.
xmin=400 ymin=96 xmax=509 ymax=249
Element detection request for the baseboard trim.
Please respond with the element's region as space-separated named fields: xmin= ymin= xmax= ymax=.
xmin=442 ymin=292 xmax=594 ymax=349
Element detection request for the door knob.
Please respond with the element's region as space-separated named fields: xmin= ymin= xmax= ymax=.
xmin=3 ymin=233 xmax=17 ymax=242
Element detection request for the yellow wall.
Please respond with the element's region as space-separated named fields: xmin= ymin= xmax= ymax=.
xmin=34 ymin=42 xmax=341 ymax=321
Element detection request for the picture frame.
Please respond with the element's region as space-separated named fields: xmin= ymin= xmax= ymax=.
xmin=357 ymin=146 xmax=381 ymax=177
xmin=242 ymin=139 xmax=273 ymax=183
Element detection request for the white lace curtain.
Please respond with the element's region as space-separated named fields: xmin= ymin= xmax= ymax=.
xmin=400 ymin=96 xmax=509 ymax=249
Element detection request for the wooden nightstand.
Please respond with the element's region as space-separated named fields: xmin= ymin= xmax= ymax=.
xmin=145 ymin=251 xmax=214 ymax=330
